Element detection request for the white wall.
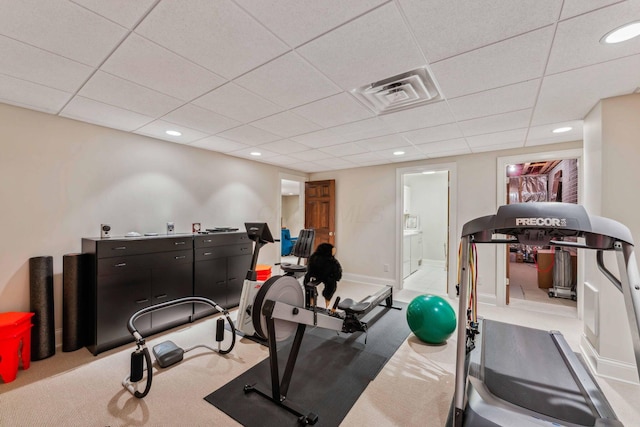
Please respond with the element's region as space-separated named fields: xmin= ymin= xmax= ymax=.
xmin=0 ymin=103 xmax=305 ymax=331
xmin=583 ymin=93 xmax=640 ymax=383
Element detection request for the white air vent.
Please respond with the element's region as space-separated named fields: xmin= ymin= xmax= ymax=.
xmin=351 ymin=67 xmax=441 ymax=115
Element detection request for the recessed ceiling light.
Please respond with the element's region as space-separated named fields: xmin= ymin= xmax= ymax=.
xmin=393 ymin=151 xmax=405 ymax=156
xmin=508 ymin=165 xmax=516 ymax=172
xmin=601 ymin=21 xmax=640 ymax=44
xmin=552 ymin=127 xmax=572 ymax=133
xmin=165 ymin=130 xmax=182 ymax=136
xmin=250 ymin=151 xmax=262 ymax=156
xmin=422 ymin=171 xmax=436 ymax=175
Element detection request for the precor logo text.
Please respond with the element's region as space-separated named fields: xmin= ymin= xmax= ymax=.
xmin=515 ymin=217 xmax=567 ymax=227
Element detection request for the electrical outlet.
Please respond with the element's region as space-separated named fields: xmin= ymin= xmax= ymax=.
xmin=383 ymin=264 xmax=389 ymax=272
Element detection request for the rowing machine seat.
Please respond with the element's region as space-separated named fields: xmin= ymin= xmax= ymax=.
xmin=338 ymin=298 xmax=370 ymax=315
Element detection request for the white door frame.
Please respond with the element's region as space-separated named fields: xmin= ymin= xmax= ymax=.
xmin=496 ymin=148 xmax=583 ymax=317
xmin=396 ymin=162 xmax=458 ymax=299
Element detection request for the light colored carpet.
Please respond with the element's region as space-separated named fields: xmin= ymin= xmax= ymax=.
xmin=1 ymin=281 xmax=638 ymax=426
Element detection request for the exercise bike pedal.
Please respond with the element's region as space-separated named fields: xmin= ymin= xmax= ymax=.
xmin=152 ymin=340 xmax=184 ymax=368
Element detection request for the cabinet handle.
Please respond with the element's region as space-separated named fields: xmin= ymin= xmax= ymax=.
xmin=114 ymin=262 xmax=127 ymax=267
xmin=203 ymin=252 xmax=212 ymax=256
xmin=240 ymin=247 xmax=248 ymax=251
xmin=174 ymin=241 xmax=186 ymax=245
xmin=112 ymin=246 xmax=127 ymax=250
xmin=155 ymin=294 xmax=168 ymax=300
xmin=174 ymin=255 xmax=186 ymax=260
xmin=216 ymin=281 xmax=225 ymax=285
xmin=135 ymin=298 xmax=149 ymax=304
xmin=204 ymin=239 xmax=212 ymax=243
xmin=229 ymin=277 xmax=236 ymax=281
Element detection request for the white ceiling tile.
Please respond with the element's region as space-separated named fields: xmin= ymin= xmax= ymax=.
xmin=134 ymin=119 xmax=209 ymax=144
xmin=291 ymin=92 xmax=374 ymax=127
xmin=391 ymin=151 xmax=429 ymax=163
xmin=414 ymin=138 xmax=470 ymax=154
xmin=374 ymin=145 xmax=423 ymax=158
xmin=0 ymin=73 xmax=71 ymax=114
xmin=263 ymin=155 xmax=300 ymax=167
xmin=251 ymin=111 xmax=321 ymax=138
xmin=319 ymin=142 xmax=368 ymax=157
xmin=328 ymin=117 xmax=394 ymax=143
xmin=297 ymin=2 xmax=425 ymax=90
xmin=290 ymin=127 xmax=342 ymax=148
xmin=258 ymin=139 xmax=310 ymax=155
xmin=70 ymin=0 xmax=157 ymax=29
xmin=0 ymin=35 xmax=93 ymax=92
xmin=192 ymin=82 xmax=283 ymax=123
xmin=398 ymin=0 xmax=561 ymax=62
xmin=471 ymin=140 xmax=525 ymax=153
xmin=235 ymin=0 xmax=386 ymax=46
xmin=342 ymin=151 xmax=385 ymax=164
xmin=288 ymin=161 xmax=327 ymax=173
xmin=355 ymin=134 xmax=408 ymax=151
xmin=189 ymin=136 xmax=248 ymax=153
xmin=402 ymin=123 xmax=464 ymax=144
xmin=547 ymin=1 xmax=640 ymax=74
xmin=466 ymin=128 xmax=527 ymax=148
xmin=312 ymin=157 xmax=357 ymax=170
xmin=458 ymin=110 xmax=533 ymax=137
xmin=101 ymin=34 xmax=226 ymax=101
xmin=217 ymin=125 xmax=280 ymax=145
xmin=427 ymin=148 xmax=473 ymax=158
xmin=0 ymin=0 xmax=127 ymax=66
xmin=162 ymin=103 xmax=240 ymax=135
xmin=79 ymin=71 xmax=184 ymax=117
xmin=135 ymin=0 xmax=289 ymax=79
xmin=432 ymin=26 xmax=554 ymax=99
xmin=379 ymin=101 xmax=455 ymax=132
xmin=228 ymin=146 xmax=280 ymax=160
xmin=290 ymin=149 xmax=334 ymax=162
xmin=560 ymin=0 xmax=630 ymax=19
xmin=60 ymin=96 xmax=154 ymax=131
xmin=235 ymin=52 xmax=341 ymax=108
xmin=532 ymin=54 xmax=640 ymax=125
xmin=448 ymin=80 xmax=540 ymax=121
xmin=526 ymin=120 xmax=584 ymax=144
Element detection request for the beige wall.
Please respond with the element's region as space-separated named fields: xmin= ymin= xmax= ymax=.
xmin=281 ymin=195 xmax=303 ymax=236
xmin=311 ymin=140 xmax=583 ymax=298
xmin=583 ymin=93 xmax=640 ymax=382
xmin=0 ymin=104 xmax=305 ymax=329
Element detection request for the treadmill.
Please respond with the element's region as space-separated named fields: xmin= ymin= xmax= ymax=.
xmin=449 ymin=203 xmax=640 ymax=427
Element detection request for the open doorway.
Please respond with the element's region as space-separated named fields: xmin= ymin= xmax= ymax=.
xmin=506 ymin=159 xmax=579 ymax=309
xmin=496 ymin=148 xmax=583 ymax=314
xmin=398 ymin=165 xmax=455 ymax=297
xmin=280 ymin=177 xmax=305 ymax=266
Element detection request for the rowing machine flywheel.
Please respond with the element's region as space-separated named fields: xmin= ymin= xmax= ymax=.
xmin=251 ymin=275 xmax=304 ymax=341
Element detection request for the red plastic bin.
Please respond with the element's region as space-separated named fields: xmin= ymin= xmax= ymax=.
xmin=0 ymin=312 xmax=34 ymax=383
xmin=256 ymin=264 xmax=272 ymax=281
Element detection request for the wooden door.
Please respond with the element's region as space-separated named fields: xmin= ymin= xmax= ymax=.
xmin=305 ymin=180 xmax=335 ymax=249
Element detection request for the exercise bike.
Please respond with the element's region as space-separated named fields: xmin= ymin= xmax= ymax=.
xmin=122 ymin=296 xmax=236 ymax=398
xmin=239 ymin=223 xmax=399 ymax=424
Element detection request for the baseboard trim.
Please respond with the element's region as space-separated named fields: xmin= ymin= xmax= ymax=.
xmin=580 ymin=335 xmax=640 ymax=385
xmin=342 ymin=272 xmax=396 ymax=288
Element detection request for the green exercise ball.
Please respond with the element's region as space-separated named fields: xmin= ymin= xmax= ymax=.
xmin=406 ymin=294 xmax=457 ymax=344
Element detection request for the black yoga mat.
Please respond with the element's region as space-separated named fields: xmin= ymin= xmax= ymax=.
xmin=205 ymin=302 xmax=409 ymax=427
xmin=29 ymin=256 xmax=55 ymax=361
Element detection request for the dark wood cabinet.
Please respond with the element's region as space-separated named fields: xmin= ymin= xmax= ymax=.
xmin=82 ymin=232 xmax=250 ymax=355
xmin=193 ymin=232 xmax=251 ymax=319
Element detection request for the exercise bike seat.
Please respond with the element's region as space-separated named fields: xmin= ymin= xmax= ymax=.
xmin=338 ymin=298 xmax=370 ymax=315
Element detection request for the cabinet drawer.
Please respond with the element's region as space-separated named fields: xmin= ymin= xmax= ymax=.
xmin=96 ymin=236 xmax=192 ymax=258
xmin=194 ymin=232 xmax=249 ymax=248
xmin=194 ymin=243 xmax=251 ymax=261
xmin=97 ymin=250 xmax=192 ymax=275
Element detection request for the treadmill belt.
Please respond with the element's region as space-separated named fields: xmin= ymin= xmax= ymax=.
xmin=482 ymin=320 xmax=595 ymax=425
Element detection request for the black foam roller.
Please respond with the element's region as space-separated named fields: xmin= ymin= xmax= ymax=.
xmin=63 ymin=253 xmax=89 ymax=352
xmin=29 ymin=256 xmax=55 ymax=360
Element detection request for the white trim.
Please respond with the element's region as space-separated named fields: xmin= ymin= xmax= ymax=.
xmin=342 ymin=272 xmax=396 ymax=288
xmin=496 ymin=149 xmax=583 ymax=315
xmin=580 ymin=335 xmax=640 ymax=385
xmin=396 ymin=162 xmax=458 ymax=299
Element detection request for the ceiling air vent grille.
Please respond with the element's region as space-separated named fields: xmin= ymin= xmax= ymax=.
xmin=351 ymin=67 xmax=441 ymax=115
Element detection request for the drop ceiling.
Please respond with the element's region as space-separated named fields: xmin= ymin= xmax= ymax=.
xmin=1 ymin=0 xmax=639 ymax=173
